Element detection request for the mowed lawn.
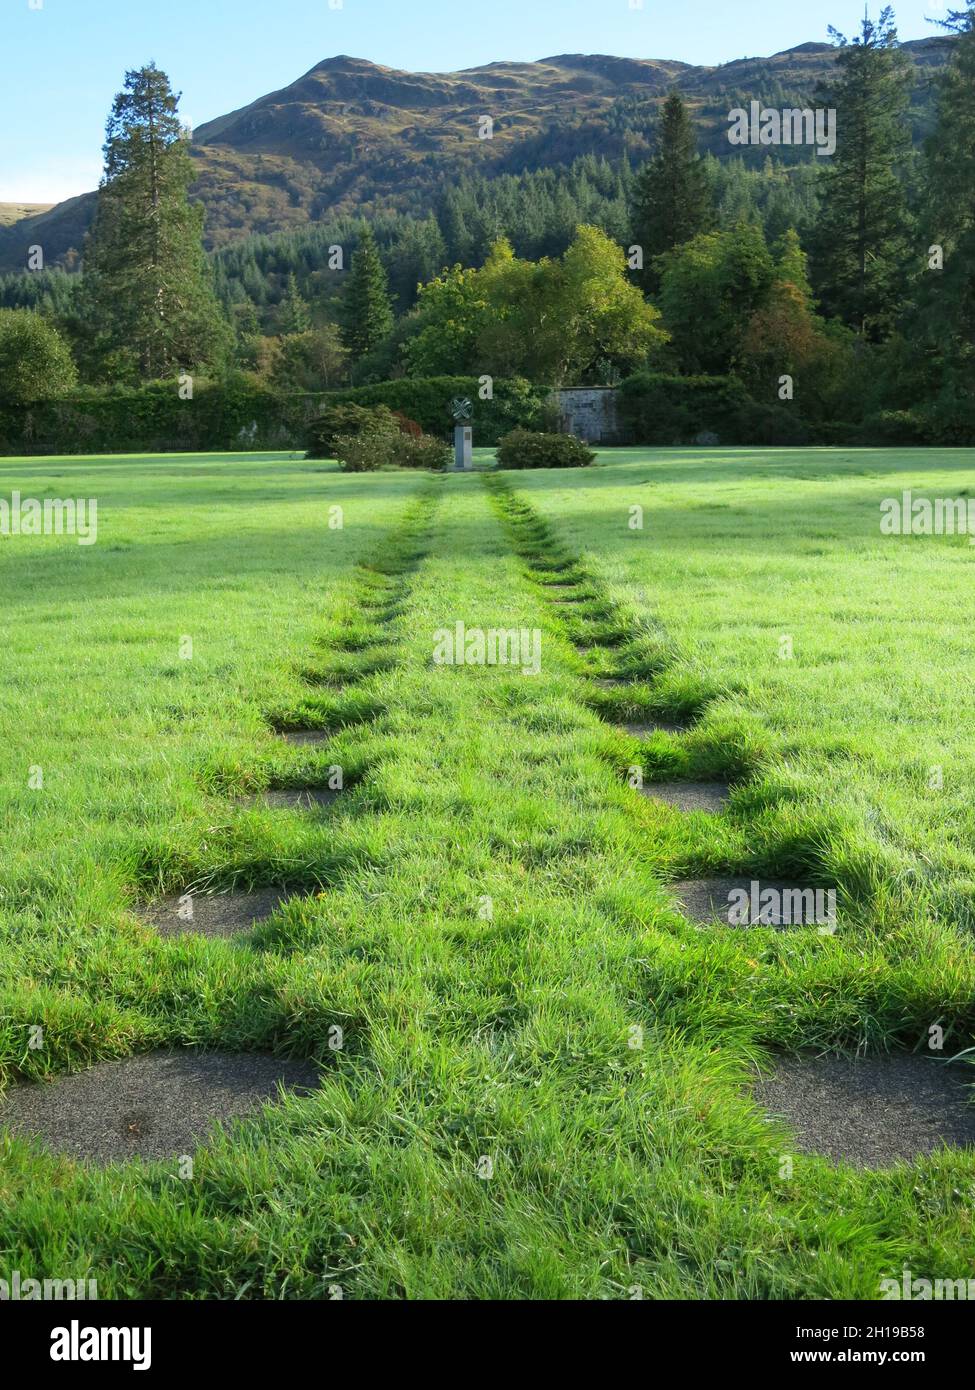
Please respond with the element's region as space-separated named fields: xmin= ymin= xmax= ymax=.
xmin=1 ymin=446 xmax=974 ymax=1299
xmin=522 ymin=447 xmax=975 ymax=907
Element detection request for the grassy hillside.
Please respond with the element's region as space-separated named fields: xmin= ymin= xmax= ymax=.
xmin=0 ymin=36 xmax=954 ymax=271
xmin=0 ymin=202 xmax=53 ymax=228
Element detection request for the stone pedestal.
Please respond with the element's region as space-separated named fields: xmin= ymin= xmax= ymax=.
xmin=454 ymin=424 xmax=473 ymax=470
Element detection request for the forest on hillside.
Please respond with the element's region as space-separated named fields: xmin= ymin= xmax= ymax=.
xmin=0 ymin=6 xmax=972 ymax=450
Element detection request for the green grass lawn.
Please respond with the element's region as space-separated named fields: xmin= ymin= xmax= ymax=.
xmin=1 ymin=445 xmax=974 ymax=1299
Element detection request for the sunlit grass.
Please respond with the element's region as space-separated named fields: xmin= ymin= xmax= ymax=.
xmin=0 ymin=447 xmax=973 ymax=1299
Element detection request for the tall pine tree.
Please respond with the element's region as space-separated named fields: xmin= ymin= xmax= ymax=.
xmin=922 ymin=1 xmax=975 ymax=351
xmin=340 ymin=228 xmax=394 ymax=363
xmin=810 ymin=9 xmax=914 ymax=340
xmin=280 ymin=273 xmax=311 ymax=333
xmin=84 ymin=64 xmax=229 ymax=381
xmin=630 ymin=93 xmax=712 ymax=291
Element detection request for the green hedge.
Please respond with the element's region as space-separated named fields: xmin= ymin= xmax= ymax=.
xmin=0 ymin=374 xmax=546 ymax=456
xmin=0 ymin=378 xmax=310 ymax=456
xmin=618 ymin=372 xmax=751 ymax=445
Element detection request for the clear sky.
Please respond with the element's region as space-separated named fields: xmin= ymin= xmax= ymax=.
xmin=0 ymin=0 xmax=951 ymax=203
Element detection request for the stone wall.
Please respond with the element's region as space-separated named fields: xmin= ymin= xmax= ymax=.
xmin=551 ymin=387 xmax=625 ymax=445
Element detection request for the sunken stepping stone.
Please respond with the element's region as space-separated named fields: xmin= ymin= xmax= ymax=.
xmin=243 ymin=789 xmax=339 ymax=811
xmin=624 ymin=719 xmax=687 ymax=737
xmin=671 ymin=877 xmax=836 ymax=929
xmin=144 ymin=888 xmax=288 ymax=938
xmin=279 ymin=729 xmax=329 ymax=746
xmin=641 ymin=782 xmax=731 ymax=813
xmin=752 ymin=1054 xmax=975 ymax=1168
xmin=0 ymin=1051 xmax=322 ymax=1166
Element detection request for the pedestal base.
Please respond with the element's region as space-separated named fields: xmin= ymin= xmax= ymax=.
xmin=454 ymin=425 xmax=473 ymax=470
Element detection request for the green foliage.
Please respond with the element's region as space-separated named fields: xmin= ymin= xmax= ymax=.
xmin=1 ymin=449 xmax=975 ymax=1295
xmin=810 ymin=9 xmax=915 ymax=339
xmin=738 ymin=231 xmax=857 ymax=421
xmin=735 ymin=399 xmax=813 ymax=445
xmin=918 ymin=5 xmax=975 ymax=357
xmin=83 ymin=65 xmax=231 ymax=380
xmin=0 ymin=375 xmax=545 ymax=457
xmin=323 ymin=375 xmax=546 ymax=444
xmin=331 ymin=418 xmax=449 ymax=473
xmin=306 ymin=403 xmax=399 ymax=460
xmin=404 ymin=227 xmax=667 ymax=385
xmin=496 ymin=428 xmax=596 ymax=469
xmin=307 ymin=401 xmax=448 ymax=469
xmin=630 ymin=93 xmax=713 ymax=288
xmin=279 ymin=274 xmax=312 ymax=334
xmin=658 ymin=222 xmax=775 ymax=374
xmin=619 ymin=370 xmax=751 ymax=444
xmin=0 ymin=376 xmax=302 ymax=455
xmin=0 ymin=308 xmax=77 ymax=406
xmin=269 ymin=325 xmax=346 ymax=392
xmin=340 ymin=228 xmax=394 ymax=364
xmin=332 ymin=429 xmax=392 ymax=472
xmin=390 ymin=433 xmax=451 ymax=471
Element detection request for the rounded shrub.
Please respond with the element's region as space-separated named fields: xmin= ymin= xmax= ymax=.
xmin=391 ymin=434 xmax=450 ymax=470
xmin=306 ymin=403 xmax=398 ymax=459
xmin=0 ymin=308 xmax=77 ymax=407
xmin=333 ymin=429 xmax=394 ymax=472
xmin=496 ymin=428 xmax=595 ymax=470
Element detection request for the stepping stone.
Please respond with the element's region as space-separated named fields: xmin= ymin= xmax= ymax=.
xmin=143 ymin=888 xmax=289 ymax=938
xmin=752 ymin=1054 xmax=975 ymax=1168
xmin=279 ymin=729 xmax=329 ymax=746
xmin=249 ymin=789 xmax=339 ymax=811
xmin=623 ymin=720 xmax=687 ymax=737
xmin=641 ymin=782 xmax=731 ymax=813
xmin=670 ymin=877 xmax=836 ymax=929
xmin=0 ymin=1051 xmax=322 ymax=1165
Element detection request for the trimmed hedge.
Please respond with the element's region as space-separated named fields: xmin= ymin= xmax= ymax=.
xmin=619 ymin=371 xmax=751 ymax=445
xmin=16 ymin=367 xmax=964 ymax=455
xmin=0 ymin=374 xmax=546 ymax=456
xmin=0 ymin=377 xmax=308 ymax=456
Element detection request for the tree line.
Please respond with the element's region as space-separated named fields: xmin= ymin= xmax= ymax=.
xmin=0 ymin=5 xmax=972 ymax=442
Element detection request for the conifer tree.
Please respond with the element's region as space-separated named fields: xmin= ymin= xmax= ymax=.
xmin=630 ymin=93 xmax=712 ymax=290
xmin=339 ymin=228 xmax=394 ymax=362
xmin=83 ymin=64 xmax=229 ymax=380
xmin=810 ymin=9 xmax=914 ymax=340
xmin=921 ymin=1 xmax=975 ymax=351
xmin=280 ymin=273 xmax=312 ymax=333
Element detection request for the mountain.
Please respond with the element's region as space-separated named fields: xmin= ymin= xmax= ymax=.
xmin=0 ymin=202 xmax=53 ymax=228
xmin=0 ymin=37 xmax=955 ymax=273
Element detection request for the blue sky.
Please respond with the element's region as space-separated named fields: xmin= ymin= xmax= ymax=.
xmin=0 ymin=0 xmax=951 ymax=203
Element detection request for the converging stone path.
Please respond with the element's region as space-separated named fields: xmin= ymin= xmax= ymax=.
xmin=0 ymin=1051 xmax=323 ymax=1165
xmin=752 ymin=1054 xmax=975 ymax=1168
xmin=641 ymin=782 xmax=731 ymax=814
xmin=144 ymin=888 xmax=289 ymax=938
